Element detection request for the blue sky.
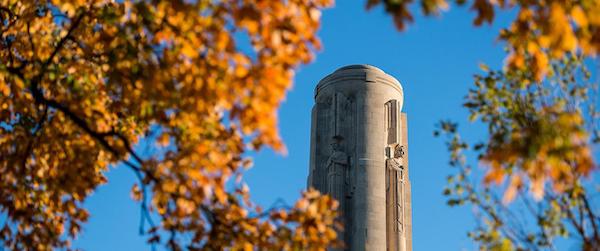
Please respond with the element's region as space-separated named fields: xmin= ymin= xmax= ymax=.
xmin=74 ymin=2 xmax=514 ymax=250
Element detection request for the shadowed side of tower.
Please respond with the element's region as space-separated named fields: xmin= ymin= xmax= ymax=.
xmin=308 ymin=65 xmax=412 ymax=251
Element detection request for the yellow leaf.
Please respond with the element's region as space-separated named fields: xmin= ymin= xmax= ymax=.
xmin=502 ymin=175 xmax=522 ymax=204
xmin=131 ymin=184 xmax=142 ymax=201
xmin=243 ymin=242 xmax=253 ymax=251
xmin=571 ymin=6 xmax=588 ymax=27
xmin=0 ymin=82 xmax=9 ymax=96
xmin=531 ymin=177 xmax=545 ymax=200
xmin=181 ymin=43 xmax=197 ymax=58
xmin=157 ymin=133 xmax=170 ymax=147
xmin=162 ymin=180 xmax=177 ymax=193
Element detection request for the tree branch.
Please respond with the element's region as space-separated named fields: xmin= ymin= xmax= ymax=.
xmin=580 ymin=193 xmax=600 ymax=245
xmin=26 ymin=22 xmax=35 ymax=57
xmin=16 ymin=7 xmax=162 ymax=242
xmin=33 ymin=11 xmax=85 ymax=84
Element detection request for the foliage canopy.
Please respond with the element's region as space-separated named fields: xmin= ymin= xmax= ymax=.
xmin=2 ymin=0 xmax=600 ymax=250
xmin=370 ymin=0 xmax=600 ymax=80
xmin=0 ymin=0 xmax=338 ymax=250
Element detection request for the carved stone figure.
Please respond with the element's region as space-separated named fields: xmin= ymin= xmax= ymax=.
xmin=386 ymin=144 xmax=405 ymax=250
xmin=326 ymin=136 xmax=349 ymax=215
xmin=387 ymin=145 xmax=405 ymax=172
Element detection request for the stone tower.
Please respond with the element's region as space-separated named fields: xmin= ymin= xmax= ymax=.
xmin=307 ymin=65 xmax=412 ymax=251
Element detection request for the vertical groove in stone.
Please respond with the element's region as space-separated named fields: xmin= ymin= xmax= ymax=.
xmin=385 ymin=100 xmax=398 ymax=145
xmin=401 ymin=113 xmax=412 ymax=251
xmin=309 ymin=106 xmax=318 ymax=188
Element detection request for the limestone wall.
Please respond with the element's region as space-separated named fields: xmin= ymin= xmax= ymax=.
xmin=308 ymin=65 xmax=411 ymax=251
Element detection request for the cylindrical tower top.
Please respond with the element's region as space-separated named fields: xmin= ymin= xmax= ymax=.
xmin=308 ymin=64 xmax=409 ymax=250
xmin=315 ymin=64 xmax=403 ymax=97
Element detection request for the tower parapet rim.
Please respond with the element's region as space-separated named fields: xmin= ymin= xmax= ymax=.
xmin=315 ymin=64 xmax=403 ymax=99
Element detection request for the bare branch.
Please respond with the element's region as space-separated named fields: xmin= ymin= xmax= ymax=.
xmin=580 ymin=193 xmax=600 ymax=245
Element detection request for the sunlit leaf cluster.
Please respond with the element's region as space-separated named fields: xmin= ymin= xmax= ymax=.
xmin=466 ymin=56 xmax=596 ymax=201
xmin=437 ymin=55 xmax=600 ymax=250
xmin=369 ymin=0 xmax=600 ymax=80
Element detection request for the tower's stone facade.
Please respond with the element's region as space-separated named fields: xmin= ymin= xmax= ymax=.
xmin=308 ymin=65 xmax=412 ymax=251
